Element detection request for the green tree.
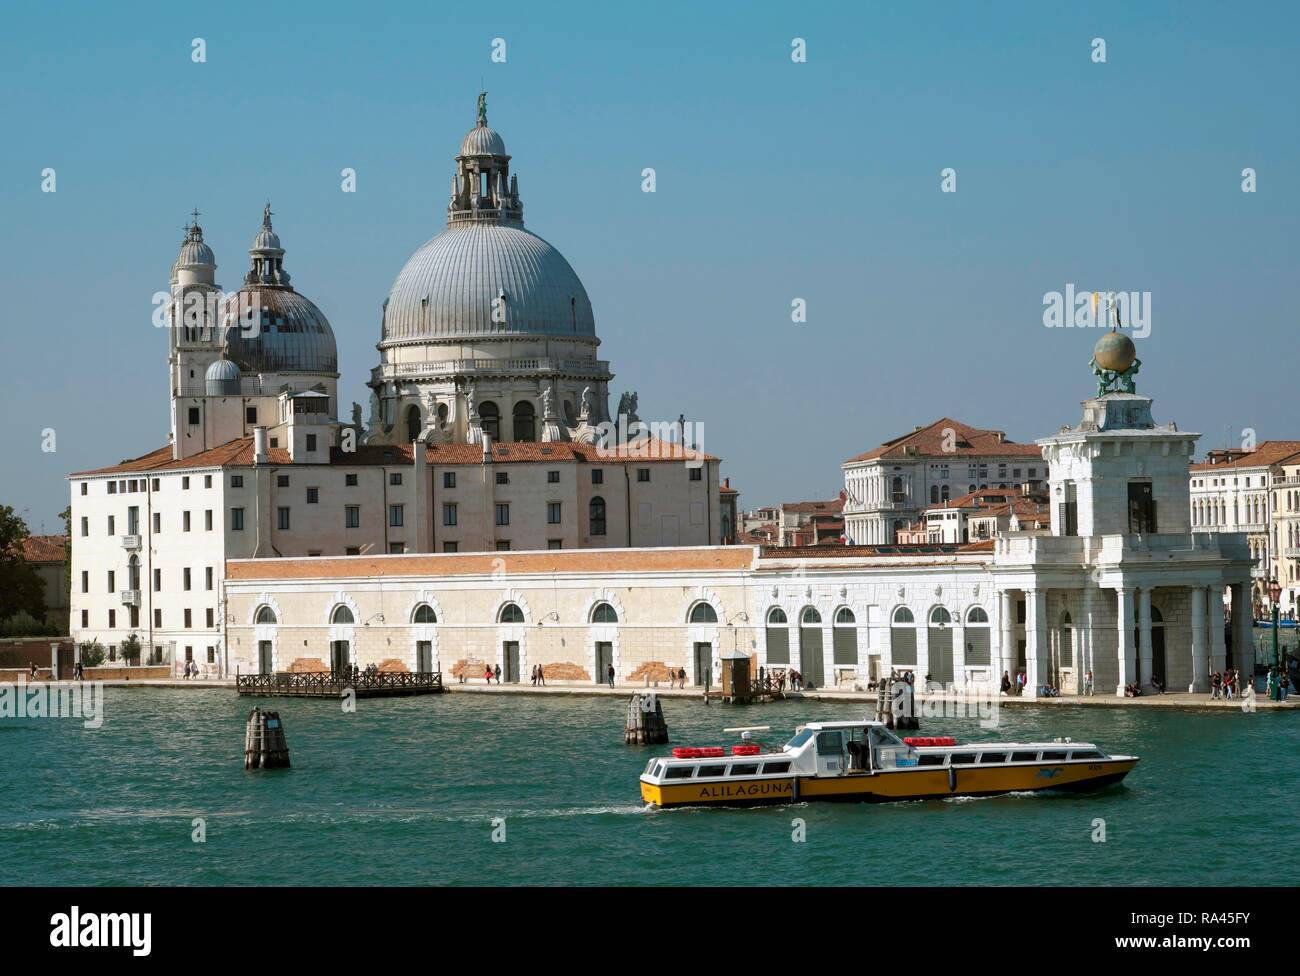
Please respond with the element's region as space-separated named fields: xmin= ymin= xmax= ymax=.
xmin=0 ymin=505 xmax=47 ymax=622
xmin=120 ymin=632 xmax=142 ymax=665
xmin=78 ymin=639 xmax=106 ymax=667
xmin=58 ymin=505 xmax=72 ymax=594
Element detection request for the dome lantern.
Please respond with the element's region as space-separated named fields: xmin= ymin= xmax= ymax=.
xmin=448 ymin=92 xmax=522 ymax=227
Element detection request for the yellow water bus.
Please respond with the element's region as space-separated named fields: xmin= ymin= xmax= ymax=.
xmin=639 ymin=720 xmax=1138 ymax=808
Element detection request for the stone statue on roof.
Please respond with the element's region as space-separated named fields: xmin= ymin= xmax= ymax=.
xmin=477 ymin=91 xmax=488 ymax=126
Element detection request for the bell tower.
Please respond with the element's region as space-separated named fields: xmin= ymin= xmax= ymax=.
xmin=168 ymin=213 xmax=223 ymax=459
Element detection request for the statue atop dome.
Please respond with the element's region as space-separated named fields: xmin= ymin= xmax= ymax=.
xmin=477 ymin=91 xmax=488 ymax=126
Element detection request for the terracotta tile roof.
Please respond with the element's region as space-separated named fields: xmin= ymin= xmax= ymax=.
xmin=72 ymin=435 xmax=716 ymax=477
xmin=844 ymin=418 xmax=1043 ymax=464
xmin=227 ymin=545 xmax=755 ymax=581
xmin=19 ymin=535 xmax=66 ymax=562
xmin=781 ymin=498 xmax=844 ymax=514
xmin=759 ymin=541 xmax=993 ymax=559
xmin=1189 ymin=440 xmax=1300 ymax=472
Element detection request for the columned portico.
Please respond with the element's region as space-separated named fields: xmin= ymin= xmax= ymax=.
xmin=1208 ymin=585 xmax=1226 ymax=677
xmin=1232 ymin=581 xmax=1252 ymax=675
xmin=1137 ymin=588 xmax=1153 ymax=689
xmin=1189 ymin=587 xmax=1208 ymax=692
xmin=1116 ymin=586 xmax=1136 ymax=696
xmin=998 ymin=589 xmax=1014 ymax=684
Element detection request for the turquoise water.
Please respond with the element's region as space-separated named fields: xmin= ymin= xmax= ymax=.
xmin=1 ymin=688 xmax=1293 ymax=886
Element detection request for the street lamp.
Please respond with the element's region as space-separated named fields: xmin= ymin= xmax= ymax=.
xmin=1267 ymin=578 xmax=1282 ymax=673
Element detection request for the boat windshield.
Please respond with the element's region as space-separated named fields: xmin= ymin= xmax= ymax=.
xmin=785 ymin=728 xmax=816 ymax=751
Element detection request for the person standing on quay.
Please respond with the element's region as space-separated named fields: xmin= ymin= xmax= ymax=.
xmin=484 ymin=664 xmax=494 ymax=684
xmin=606 ymin=663 xmax=615 ymax=688
xmin=537 ymin=664 xmax=545 ymax=687
xmin=1000 ymin=671 xmax=1012 ymax=696
xmin=494 ymin=663 xmax=502 ymax=685
xmin=1084 ymin=670 xmax=1094 ymax=696
xmin=1210 ymin=671 xmax=1221 ymax=700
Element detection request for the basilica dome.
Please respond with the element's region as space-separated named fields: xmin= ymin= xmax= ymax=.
xmin=379 ymin=102 xmax=596 ymax=345
xmin=221 ymin=206 xmax=338 ymax=375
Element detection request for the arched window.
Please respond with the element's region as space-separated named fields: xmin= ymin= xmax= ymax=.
xmin=891 ymin=606 xmax=917 ymax=665
xmin=965 ymin=605 xmax=991 ymax=665
xmin=929 ymin=606 xmax=951 ymax=627
xmin=436 ymin=402 xmax=448 ymax=429
xmin=332 ymin=605 xmax=355 ymax=625
xmin=406 ymin=404 xmax=422 ymax=442
xmin=891 ymin=476 xmax=905 ymax=504
xmin=930 ymin=485 xmax=939 ymax=504
xmin=512 ymin=401 xmax=536 ymax=442
xmin=128 ymin=554 xmax=140 ymax=590
xmin=941 ymin=484 xmax=950 ymax=502
xmin=765 ymin=606 xmax=789 ymax=664
xmin=689 ymin=603 xmax=717 ymax=624
xmin=589 ymin=496 xmax=606 ymax=537
xmin=767 ymin=607 xmax=787 ymax=625
xmin=835 ymin=607 xmax=855 ymax=625
xmin=966 ymin=606 xmax=989 ymax=625
xmin=893 ymin=606 xmax=914 ymax=625
xmin=479 ymin=401 xmax=500 ymax=440
xmin=832 ymin=607 xmax=857 ymax=666
xmin=255 ymin=605 xmax=277 ymax=625
xmin=499 ymin=603 xmax=524 ymax=624
xmin=590 ymin=602 xmax=618 ymax=624
xmin=801 ymin=607 xmax=821 ymax=625
xmin=412 ymin=604 xmax=436 ymax=624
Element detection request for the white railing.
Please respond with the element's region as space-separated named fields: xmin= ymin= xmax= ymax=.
xmin=373 ymin=358 xmax=610 ymax=380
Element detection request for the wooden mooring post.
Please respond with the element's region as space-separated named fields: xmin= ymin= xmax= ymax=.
xmin=244 ymin=706 xmax=291 ymax=769
xmin=625 ymin=693 xmax=669 ymax=744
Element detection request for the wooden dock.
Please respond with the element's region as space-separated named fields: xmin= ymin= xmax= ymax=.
xmin=236 ymin=670 xmax=444 ymax=698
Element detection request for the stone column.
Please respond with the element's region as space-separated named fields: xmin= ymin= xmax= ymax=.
xmin=998 ymin=589 xmax=1014 ymax=687
xmin=1081 ymin=585 xmax=1096 ymax=691
xmin=1208 ymin=585 xmax=1226 ymax=676
xmin=1137 ymin=588 xmax=1153 ymax=689
xmin=952 ymin=616 xmax=967 ymax=691
xmin=915 ymin=620 xmax=930 ymax=685
xmin=1116 ymin=586 xmax=1136 ymax=696
xmin=1024 ymin=589 xmax=1047 ymax=698
xmin=1233 ymin=581 xmax=1253 ymax=678
xmin=1189 ymin=586 xmax=1208 ymax=693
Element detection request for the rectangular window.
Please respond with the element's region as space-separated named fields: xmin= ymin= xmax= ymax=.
xmin=442 ymin=541 xmax=458 ymax=553
xmin=390 ymin=472 xmax=403 ymax=486
xmin=80 ymin=483 xmax=87 ymax=496
xmin=496 ymin=471 xmax=509 ymax=485
xmin=107 ymin=515 xmax=115 ymax=535
xmin=345 ymin=473 xmax=358 ymax=486
xmin=231 ymin=475 xmax=244 ymax=488
xmin=231 ymin=507 xmax=245 ymax=531
xmin=207 ymin=646 xmax=216 ymax=664
xmin=152 ymin=512 xmax=161 ymax=533
xmin=548 ymin=539 xmax=563 ymax=550
xmin=637 ymin=468 xmax=650 ymax=482
xmin=495 ymin=540 xmax=510 ymax=551
xmin=443 ymin=472 xmax=456 ymax=489
xmin=81 ymin=610 xmax=88 ymax=628
xmin=204 ymin=474 xmax=212 ymax=489
xmin=108 ymin=482 xmax=116 ymax=494
xmin=205 ymin=509 xmax=213 ymax=531
xmin=591 ymin=469 xmax=603 ymax=485
xmin=184 ymin=609 xmax=192 ymax=629
xmin=154 ymin=568 xmax=161 ymax=592
xmin=206 ymin=608 xmax=215 ymax=629
xmin=107 ymin=570 xmax=115 ymax=592
xmin=547 ymin=470 xmax=560 ymax=484
xmin=345 ymin=505 xmax=360 ymax=529
xmin=495 ymin=503 xmax=510 ymax=526
xmin=182 ymin=476 xmax=190 ymax=490
xmin=690 ymin=467 xmax=702 ymax=481
xmin=1128 ymin=481 xmax=1157 ymax=534
xmin=205 ymin=567 xmax=213 ymax=591
xmin=188 ymin=407 xmax=200 ymax=425
xmin=277 ymin=507 xmax=291 ymax=530
xmin=183 ymin=511 xmax=191 ymax=532
xmin=443 ymin=503 xmax=457 ymax=527
xmin=81 ymin=571 xmax=88 ymax=593
xmin=389 ymin=504 xmax=404 ymax=527
xmin=108 ymin=609 xmax=116 ymax=628
xmin=547 ymin=502 xmax=562 ymax=524
xmin=246 ymin=406 xmax=258 ymax=424
xmin=183 ymin=568 xmax=191 ymax=591
xmin=388 ymin=541 xmax=405 ymax=554
xmin=346 ymin=546 xmax=361 ymax=556
xmin=129 ymin=607 xmax=139 ymax=628
xmin=80 ymin=517 xmax=88 ymax=537
xmin=306 ymin=434 xmax=317 ymax=452
xmin=307 ymin=487 xmax=319 ymax=504
xmin=277 ymin=475 xmax=289 ymax=488
xmin=154 ymin=608 xmax=162 ymax=628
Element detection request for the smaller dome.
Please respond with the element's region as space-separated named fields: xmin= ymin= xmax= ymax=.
xmin=1093 ymin=330 xmax=1136 ymax=373
xmin=252 ymin=227 xmax=282 ymax=251
xmin=175 ymin=221 xmax=214 ymax=268
xmin=460 ymin=123 xmax=506 ymax=157
xmin=205 ymin=358 xmax=241 ymax=396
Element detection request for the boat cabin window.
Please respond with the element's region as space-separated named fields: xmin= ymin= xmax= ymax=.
xmin=1010 ymin=751 xmax=1037 ymax=762
xmin=868 ymin=726 xmax=903 ymax=749
xmin=816 ymin=730 xmax=845 ymax=754
xmin=665 ymin=765 xmax=696 ymax=780
xmin=1069 ymin=750 xmax=1103 ymax=760
xmin=918 ymin=754 xmax=945 ymax=767
xmin=978 ymin=752 xmax=1007 ymax=764
xmin=644 ymin=760 xmax=658 ymax=775
xmin=651 ymin=762 xmax=665 ymax=778
xmin=697 ymin=764 xmax=727 ymax=777
xmin=729 ymin=763 xmax=760 ymax=776
xmin=785 ymin=729 xmax=816 ymax=750
xmin=949 ymin=753 xmax=977 ymax=765
xmin=1040 ymin=751 xmax=1068 ymax=762
xmin=761 ymin=760 xmax=791 ymax=774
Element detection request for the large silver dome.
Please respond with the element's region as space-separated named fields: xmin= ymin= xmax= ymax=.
xmin=381 ymin=223 xmax=595 ymax=343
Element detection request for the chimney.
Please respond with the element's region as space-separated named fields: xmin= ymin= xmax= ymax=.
xmin=253 ymin=426 xmax=268 ymax=465
xmin=482 ymin=432 xmax=492 ymax=463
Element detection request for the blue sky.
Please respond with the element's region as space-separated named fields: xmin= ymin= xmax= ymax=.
xmin=1 ymin=1 xmax=1297 ymax=533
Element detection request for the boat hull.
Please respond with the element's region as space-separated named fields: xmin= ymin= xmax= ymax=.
xmin=641 ymin=758 xmax=1137 ymax=809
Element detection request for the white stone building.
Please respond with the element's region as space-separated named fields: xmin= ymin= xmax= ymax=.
xmin=841 ymin=419 xmax=1048 ymax=545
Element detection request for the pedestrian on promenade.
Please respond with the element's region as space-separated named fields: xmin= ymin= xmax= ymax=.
xmin=606 ymin=663 xmax=615 ymax=688
xmin=29 ymin=662 xmax=38 ymax=679
xmin=1224 ymin=669 xmax=1235 ymax=700
xmin=677 ymin=667 xmax=686 ymax=689
xmin=537 ymin=664 xmax=545 ymax=687
xmin=529 ymin=664 xmax=537 ymax=686
xmin=494 ymin=663 xmax=502 ymax=684
xmin=1210 ymin=671 xmax=1222 ymax=699
xmin=1084 ymin=670 xmax=1094 ymax=696
xmin=1000 ymin=671 xmax=1011 ymax=696
xmin=484 ymin=664 xmax=494 ymax=684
